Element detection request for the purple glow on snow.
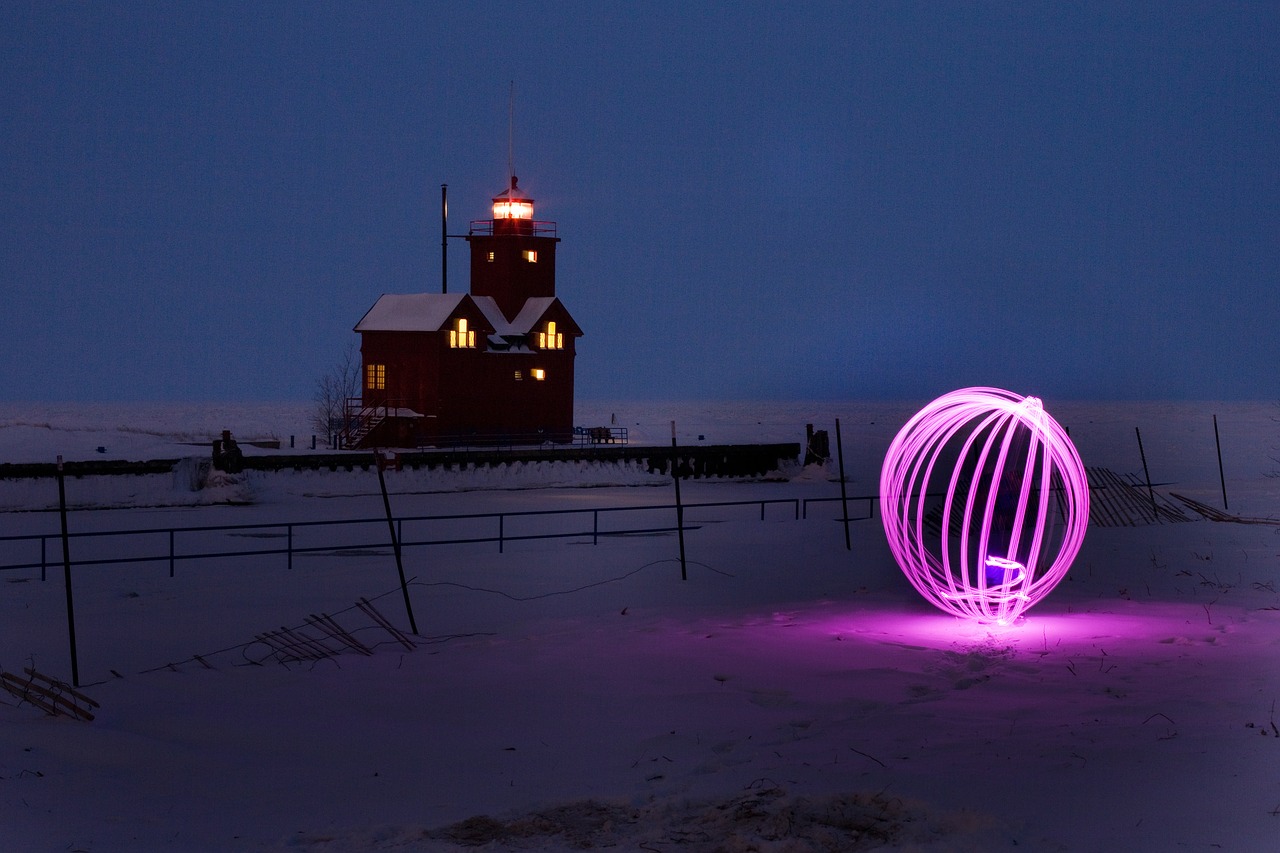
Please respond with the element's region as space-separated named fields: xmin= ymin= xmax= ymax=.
xmin=879 ymin=387 xmax=1089 ymax=624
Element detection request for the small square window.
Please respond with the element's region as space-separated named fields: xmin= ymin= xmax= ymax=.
xmin=532 ymin=368 xmax=546 ymax=381
xmin=522 ymin=250 xmax=537 ymax=263
xmin=487 ymin=251 xmax=495 ymax=263
xmin=514 ymin=370 xmax=523 ymax=381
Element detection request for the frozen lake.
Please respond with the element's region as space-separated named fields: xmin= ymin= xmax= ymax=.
xmin=3 ymin=398 xmax=1279 ymax=851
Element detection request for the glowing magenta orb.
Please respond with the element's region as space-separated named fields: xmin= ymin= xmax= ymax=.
xmin=879 ymin=387 xmax=1089 ymax=624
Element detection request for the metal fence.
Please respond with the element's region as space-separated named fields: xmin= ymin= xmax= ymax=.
xmin=0 ymin=497 xmax=823 ymax=580
xmin=801 ymin=494 xmax=878 ymax=521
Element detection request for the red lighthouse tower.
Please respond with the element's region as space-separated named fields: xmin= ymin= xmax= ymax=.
xmin=349 ymin=175 xmax=582 ymax=448
xmin=466 ymin=176 xmax=560 ymax=317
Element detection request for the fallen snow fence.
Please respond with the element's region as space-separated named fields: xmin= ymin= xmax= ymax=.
xmin=0 ymin=667 xmax=99 ymax=721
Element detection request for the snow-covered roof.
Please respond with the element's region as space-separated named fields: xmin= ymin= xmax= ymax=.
xmin=354 ymin=293 xmax=468 ymax=332
xmin=355 ymin=293 xmax=577 ymax=340
xmin=508 ymin=297 xmax=559 ymax=334
xmin=472 ymin=296 xmax=516 ymax=336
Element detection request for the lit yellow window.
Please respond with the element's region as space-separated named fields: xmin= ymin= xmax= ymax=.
xmin=539 ymin=321 xmax=563 ymax=350
xmin=514 ymin=370 xmax=523 ymax=381
xmin=449 ymin=318 xmax=475 ymax=349
xmin=532 ymin=368 xmax=546 ymax=381
xmin=487 ymin=251 xmax=495 ymax=262
xmin=522 ymin=250 xmax=537 ymax=263
xmin=365 ymin=364 xmax=385 ymax=390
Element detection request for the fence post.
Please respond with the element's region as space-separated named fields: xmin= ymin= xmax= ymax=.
xmin=56 ymin=456 xmax=81 ymax=687
xmin=836 ymin=418 xmax=851 ymax=551
xmin=1135 ymin=427 xmax=1158 ymax=520
xmin=672 ymin=421 xmax=687 ymax=581
xmin=375 ymin=451 xmax=418 ymax=635
xmin=1213 ymin=414 xmax=1228 ymax=510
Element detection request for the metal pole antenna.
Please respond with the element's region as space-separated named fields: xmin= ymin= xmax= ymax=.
xmin=441 ymin=184 xmax=448 ymax=294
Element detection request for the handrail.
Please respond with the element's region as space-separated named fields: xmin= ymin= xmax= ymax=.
xmin=0 ymin=497 xmax=804 ymax=579
xmin=467 ymin=219 xmax=557 ymax=237
xmin=341 ymin=397 xmax=412 ymax=449
xmin=802 ymin=494 xmax=878 ymax=521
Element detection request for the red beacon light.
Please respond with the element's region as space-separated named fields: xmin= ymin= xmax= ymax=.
xmin=470 ymin=175 xmax=555 ymax=238
xmin=492 ymin=175 xmax=533 ymax=221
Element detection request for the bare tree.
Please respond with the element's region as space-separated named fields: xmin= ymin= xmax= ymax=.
xmin=313 ymin=340 xmax=361 ymax=441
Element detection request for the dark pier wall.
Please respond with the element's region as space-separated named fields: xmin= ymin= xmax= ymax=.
xmin=0 ymin=443 xmax=802 ymax=481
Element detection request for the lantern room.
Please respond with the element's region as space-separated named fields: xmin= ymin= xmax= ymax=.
xmin=488 ymin=175 xmax=536 ymax=238
xmin=491 ymin=175 xmax=534 ymax=222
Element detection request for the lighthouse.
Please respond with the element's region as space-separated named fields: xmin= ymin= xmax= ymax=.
xmin=349 ymin=176 xmax=582 ymax=448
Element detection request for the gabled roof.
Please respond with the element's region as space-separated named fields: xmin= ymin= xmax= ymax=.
xmin=355 ymin=292 xmax=580 ymax=339
xmin=354 ymin=293 xmax=471 ymax=332
xmin=472 ymin=296 xmax=516 ymax=336
xmin=473 ymin=295 xmax=582 ymax=336
xmin=508 ymin=297 xmax=561 ymax=334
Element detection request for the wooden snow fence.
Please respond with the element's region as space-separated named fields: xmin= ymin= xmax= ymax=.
xmin=918 ymin=467 xmax=1191 ymax=536
xmin=0 ymin=667 xmax=99 ymax=721
xmin=250 ymin=597 xmax=414 ymax=667
xmin=135 ymin=596 xmax=419 ymax=676
xmin=1086 ymin=467 xmax=1192 ymax=527
xmin=1171 ymin=492 xmax=1280 ymax=526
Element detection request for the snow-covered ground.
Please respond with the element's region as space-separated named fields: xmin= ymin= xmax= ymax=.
xmin=3 ymin=399 xmax=1280 ymax=851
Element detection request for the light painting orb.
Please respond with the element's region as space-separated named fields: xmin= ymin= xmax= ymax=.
xmin=879 ymin=387 xmax=1089 ymax=624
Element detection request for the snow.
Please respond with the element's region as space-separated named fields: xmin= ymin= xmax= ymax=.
xmin=504 ymin=297 xmax=563 ymax=334
xmin=355 ymin=294 xmax=469 ymax=332
xmin=3 ymin=399 xmax=1280 ymax=851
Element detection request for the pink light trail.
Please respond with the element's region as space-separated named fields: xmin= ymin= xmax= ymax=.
xmin=879 ymin=387 xmax=1090 ymax=624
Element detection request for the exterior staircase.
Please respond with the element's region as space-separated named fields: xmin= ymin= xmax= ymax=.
xmin=341 ymin=398 xmax=388 ymax=449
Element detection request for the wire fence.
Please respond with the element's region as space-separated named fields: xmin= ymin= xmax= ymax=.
xmin=0 ymin=496 xmax=879 ymax=581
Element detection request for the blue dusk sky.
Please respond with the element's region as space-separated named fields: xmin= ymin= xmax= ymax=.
xmin=2 ymin=2 xmax=1277 ymax=403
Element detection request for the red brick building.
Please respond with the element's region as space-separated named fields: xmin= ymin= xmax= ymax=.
xmin=347 ymin=178 xmax=582 ymax=447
